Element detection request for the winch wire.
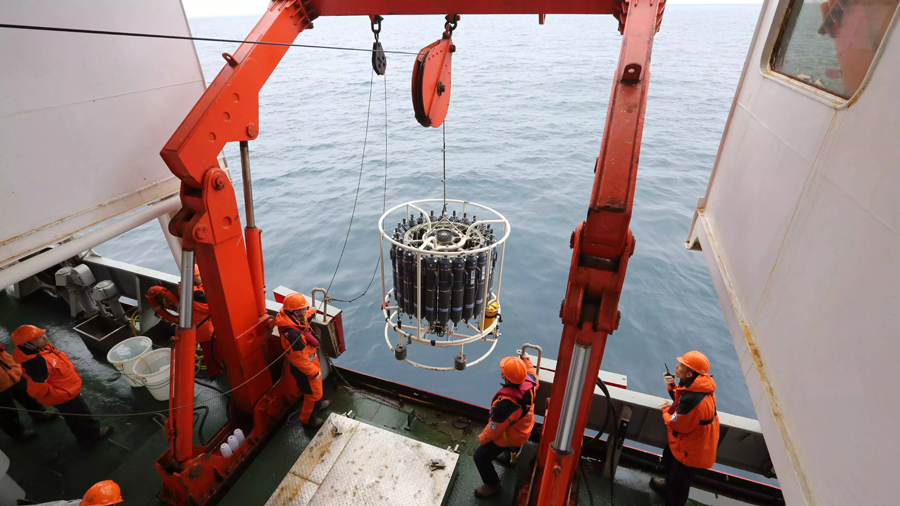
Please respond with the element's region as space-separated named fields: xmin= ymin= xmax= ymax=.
xmin=442 ymin=121 xmax=448 ymax=215
xmin=325 ymin=69 xmax=376 ymax=296
xmin=0 ymin=23 xmax=421 ymax=55
xmin=327 ymin=72 xmax=390 ymax=304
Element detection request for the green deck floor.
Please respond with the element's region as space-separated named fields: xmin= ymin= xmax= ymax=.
xmin=1 ymin=289 xmax=739 ymax=506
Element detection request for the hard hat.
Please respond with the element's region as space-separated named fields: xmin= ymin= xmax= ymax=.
xmin=80 ymin=480 xmax=123 ymax=506
xmin=282 ymin=293 xmax=309 ymax=311
xmin=11 ymin=325 xmax=45 ymax=346
xmin=676 ymin=350 xmax=710 ymax=375
xmin=194 ymin=265 xmax=200 ymax=276
xmin=500 ymin=356 xmax=527 ymax=384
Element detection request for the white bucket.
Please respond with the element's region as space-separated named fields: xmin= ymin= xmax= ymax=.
xmin=106 ymin=336 xmax=153 ymax=387
xmin=133 ymin=348 xmax=173 ymax=401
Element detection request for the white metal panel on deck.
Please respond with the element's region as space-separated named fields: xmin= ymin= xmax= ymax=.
xmin=266 ymin=414 xmax=458 ymax=506
xmin=687 ymin=1 xmax=900 ymax=505
xmin=0 ymin=1 xmax=204 ymax=268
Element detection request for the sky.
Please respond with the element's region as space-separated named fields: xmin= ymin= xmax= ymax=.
xmin=182 ymin=0 xmax=763 ymax=18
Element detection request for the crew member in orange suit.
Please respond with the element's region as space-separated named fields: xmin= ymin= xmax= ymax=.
xmin=191 ymin=265 xmax=222 ymax=378
xmin=11 ymin=325 xmax=111 ymax=442
xmin=651 ymin=350 xmax=720 ymax=506
xmin=275 ymin=293 xmax=329 ymax=429
xmin=0 ymin=342 xmax=57 ymax=442
xmin=473 ymin=352 xmax=539 ymax=498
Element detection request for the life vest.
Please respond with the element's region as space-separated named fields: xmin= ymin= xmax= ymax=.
xmin=13 ymin=344 xmax=82 ymax=406
xmin=0 ymin=350 xmax=23 ymax=392
xmin=275 ymin=310 xmax=320 ymax=377
xmin=491 ymin=373 xmax=538 ymax=423
xmin=490 ymin=373 xmax=538 ymax=447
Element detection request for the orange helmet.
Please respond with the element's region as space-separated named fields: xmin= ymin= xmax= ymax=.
xmin=80 ymin=480 xmax=123 ymax=506
xmin=282 ymin=293 xmax=309 ymax=311
xmin=500 ymin=356 xmax=527 ymax=384
xmin=677 ymin=350 xmax=710 ymax=375
xmin=11 ymin=325 xmax=45 ymax=346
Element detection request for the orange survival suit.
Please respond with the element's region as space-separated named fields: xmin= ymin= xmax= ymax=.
xmin=276 ymin=308 xmax=321 ymax=424
xmin=477 ymin=356 xmax=539 ymax=447
xmin=662 ymin=373 xmax=719 ymax=468
xmin=191 ymin=284 xmax=221 ymax=377
xmin=0 ymin=349 xmax=22 ymax=393
xmin=13 ymin=344 xmax=82 ymax=406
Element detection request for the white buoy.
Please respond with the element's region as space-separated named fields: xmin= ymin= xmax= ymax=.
xmin=220 ymin=442 xmax=233 ymax=458
xmin=233 ymin=428 xmax=245 ymax=446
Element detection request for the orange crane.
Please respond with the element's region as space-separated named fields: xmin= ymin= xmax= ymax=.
xmin=158 ymin=1 xmax=666 ymax=505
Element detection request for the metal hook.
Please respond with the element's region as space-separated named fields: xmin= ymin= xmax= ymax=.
xmin=370 ymin=15 xmax=383 ymax=41
xmin=443 ymin=14 xmax=460 ymax=37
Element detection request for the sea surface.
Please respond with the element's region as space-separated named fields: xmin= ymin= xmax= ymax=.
xmin=97 ymin=5 xmax=762 ymax=418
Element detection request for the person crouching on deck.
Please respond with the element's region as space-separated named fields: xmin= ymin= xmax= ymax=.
xmin=276 ymin=293 xmax=330 ymax=429
xmin=473 ymin=353 xmax=539 ymax=499
xmin=651 ymin=350 xmax=720 ymax=506
xmin=11 ymin=325 xmax=111 ymax=442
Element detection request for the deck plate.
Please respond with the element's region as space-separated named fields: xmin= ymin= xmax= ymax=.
xmin=265 ymin=414 xmax=458 ymax=506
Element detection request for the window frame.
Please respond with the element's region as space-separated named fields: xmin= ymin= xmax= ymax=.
xmin=763 ymin=0 xmax=900 ymax=106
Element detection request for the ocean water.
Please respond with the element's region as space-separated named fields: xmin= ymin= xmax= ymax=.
xmin=97 ymin=5 xmax=762 ymax=418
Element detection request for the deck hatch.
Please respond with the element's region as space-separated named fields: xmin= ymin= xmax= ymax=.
xmin=265 ymin=413 xmax=458 ymax=506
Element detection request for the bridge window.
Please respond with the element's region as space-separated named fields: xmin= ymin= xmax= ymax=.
xmin=772 ymin=0 xmax=899 ymax=97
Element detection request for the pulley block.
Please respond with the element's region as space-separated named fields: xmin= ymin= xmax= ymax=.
xmin=370 ymin=15 xmax=386 ymax=76
xmin=372 ymin=42 xmax=387 ymax=75
xmin=411 ymin=38 xmax=454 ymax=128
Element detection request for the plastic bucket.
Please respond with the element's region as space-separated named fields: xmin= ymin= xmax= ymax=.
xmin=106 ymin=336 xmax=153 ymax=387
xmin=133 ymin=348 xmax=173 ymax=401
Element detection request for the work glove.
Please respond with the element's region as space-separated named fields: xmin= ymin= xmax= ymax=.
xmin=658 ymin=399 xmax=672 ymax=410
xmin=664 ymin=373 xmax=676 ymax=388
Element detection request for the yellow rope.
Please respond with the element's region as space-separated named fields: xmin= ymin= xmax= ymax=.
xmin=195 ymin=344 xmax=206 ymax=373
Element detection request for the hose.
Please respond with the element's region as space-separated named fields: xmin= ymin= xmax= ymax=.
xmin=208 ymin=333 xmax=226 ymax=372
xmin=592 ymin=378 xmax=618 ymax=506
xmin=193 ymin=405 xmax=210 ymax=446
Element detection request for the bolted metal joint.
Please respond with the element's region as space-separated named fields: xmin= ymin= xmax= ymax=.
xmin=212 ymin=174 xmax=227 ymax=190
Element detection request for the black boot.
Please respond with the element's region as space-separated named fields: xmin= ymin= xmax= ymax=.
xmin=314 ymin=399 xmax=331 ymax=412
xmin=303 ymin=417 xmax=324 ymax=429
xmin=474 ymin=484 xmax=501 ymax=499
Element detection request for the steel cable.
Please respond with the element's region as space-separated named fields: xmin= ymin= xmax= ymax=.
xmin=0 ymin=23 xmax=421 ymax=55
xmin=324 ymin=69 xmax=375 ymax=298
xmin=325 ymin=71 xmax=390 ymax=304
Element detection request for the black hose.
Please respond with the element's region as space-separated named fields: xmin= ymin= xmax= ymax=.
xmin=595 ymin=378 xmax=618 ymax=506
xmin=207 ymin=333 xmax=227 ymax=372
xmin=193 ymin=405 xmax=210 ymax=446
xmin=580 ymin=460 xmax=594 ymax=506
